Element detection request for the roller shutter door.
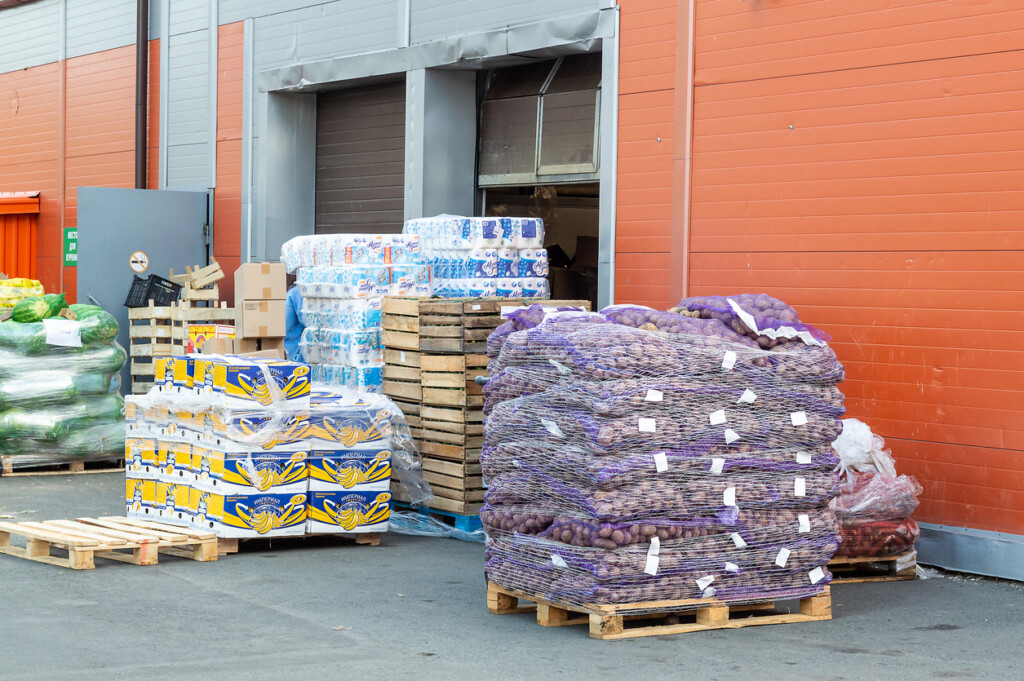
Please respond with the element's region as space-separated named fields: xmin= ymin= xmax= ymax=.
xmin=315 ymin=80 xmax=406 ymax=234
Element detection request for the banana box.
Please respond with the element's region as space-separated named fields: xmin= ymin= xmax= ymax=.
xmin=171 ymin=356 xmax=196 ymax=389
xmin=305 ymin=400 xmax=392 ymax=449
xmin=190 ymin=489 xmax=307 ymax=538
xmin=206 ymin=408 xmax=312 ymax=447
xmin=193 ymin=446 xmax=309 ymax=494
xmin=307 ymin=490 xmax=391 ymax=534
xmin=155 ymin=481 xmax=194 ymax=526
xmin=308 ymin=449 xmax=391 ymax=492
xmin=195 ymin=357 xmax=310 ymax=408
xmin=158 ymin=441 xmax=193 ymax=483
xmin=155 ymin=356 xmax=174 ymax=386
xmin=125 ymin=437 xmax=159 ymax=480
xmin=125 ymin=478 xmax=158 ymax=519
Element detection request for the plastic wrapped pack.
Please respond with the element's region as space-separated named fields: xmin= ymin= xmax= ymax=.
xmin=0 ymin=278 xmax=45 ymax=308
xmin=482 ymin=303 xmax=844 ymax=611
xmin=280 ymin=234 xmax=422 ymax=272
xmin=0 ymin=304 xmax=126 ymax=470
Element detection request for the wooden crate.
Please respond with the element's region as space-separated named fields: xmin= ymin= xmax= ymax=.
xmin=170 ymin=260 xmax=226 ymax=306
xmin=0 ymin=517 xmax=218 ymax=570
xmin=382 ymin=297 xmax=591 ymax=354
xmin=828 ymin=550 xmax=917 ymax=584
xmin=128 ymin=302 xmax=235 ymax=394
xmin=422 ymin=458 xmax=485 ymax=503
xmin=391 ymin=482 xmax=484 ymax=516
xmin=487 ymin=582 xmax=832 ymax=640
xmin=420 ymin=354 xmax=488 ymax=410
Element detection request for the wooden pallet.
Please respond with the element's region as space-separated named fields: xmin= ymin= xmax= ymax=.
xmin=217 ymin=532 xmax=381 ymax=555
xmin=382 ymin=297 xmax=591 ymax=354
xmin=170 ymin=260 xmax=226 ymax=305
xmin=129 ymin=301 xmax=235 ymax=394
xmin=392 ymin=500 xmax=483 ymax=533
xmin=0 ymin=517 xmax=218 ymax=570
xmin=1 ymin=456 xmax=123 ymax=477
xmin=828 ymin=550 xmax=917 ymax=584
xmin=487 ymin=582 xmax=832 ymax=640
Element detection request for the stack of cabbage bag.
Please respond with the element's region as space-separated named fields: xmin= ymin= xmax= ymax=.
xmin=124 ymin=354 xmax=431 ymax=537
xmin=0 ymin=294 xmax=125 ymax=469
xmin=481 ymin=295 xmax=845 ymax=609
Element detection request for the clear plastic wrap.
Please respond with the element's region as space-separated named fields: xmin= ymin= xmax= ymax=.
xmin=0 ymin=278 xmax=45 ymax=308
xmin=482 ymin=306 xmax=843 ymax=611
xmin=834 ymin=518 xmax=919 ymax=558
xmin=0 ymin=309 xmax=126 ymax=471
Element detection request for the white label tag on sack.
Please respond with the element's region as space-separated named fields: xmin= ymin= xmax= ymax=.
xmin=709 ymin=458 xmax=725 ymax=475
xmin=648 ymin=536 xmax=661 ymax=556
xmin=794 ymin=477 xmax=807 ymax=497
xmin=43 ymin=318 xmax=83 ymax=347
xmin=730 ymin=532 xmax=747 ymax=548
xmin=653 ymin=452 xmax=669 ymax=473
xmin=791 ymin=411 xmax=808 ymax=426
xmin=796 ymin=451 xmax=813 ymax=465
xmin=551 ymin=554 xmax=567 ymax=568
xmin=638 ymin=418 xmax=657 ymax=433
xmin=775 ymin=548 xmax=791 ymax=568
xmin=725 ymin=562 xmax=740 ymax=573
xmin=738 ymin=389 xmax=757 ymax=404
xmin=724 ymin=429 xmax=740 ymax=444
xmin=645 ymin=389 xmax=664 ymax=402
xmin=709 ymin=409 xmax=726 ymax=425
xmin=721 ymin=351 xmax=737 ymax=370
xmin=798 ymin=514 xmax=811 ymax=533
xmin=644 ymin=554 xmax=660 ymax=576
xmin=702 ymin=587 xmax=717 ymax=599
xmin=723 ymin=487 xmax=736 ymax=506
xmin=808 ymin=567 xmax=825 ymax=584
xmin=540 ymin=418 xmax=564 ymax=439
xmin=548 ymin=359 xmax=572 ymax=375
xmin=400 ymin=351 xmax=406 ymax=363
xmin=695 ymin=575 xmax=715 ymax=591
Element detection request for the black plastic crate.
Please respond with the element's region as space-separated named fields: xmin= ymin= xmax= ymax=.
xmin=124 ymin=275 xmax=182 ymax=308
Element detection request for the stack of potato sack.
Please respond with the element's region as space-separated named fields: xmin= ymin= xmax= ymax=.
xmin=0 ymin=296 xmax=125 ymax=468
xmin=481 ymin=295 xmax=845 ymax=607
xmin=830 ymin=419 xmax=921 ymax=557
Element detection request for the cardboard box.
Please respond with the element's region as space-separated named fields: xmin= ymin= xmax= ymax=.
xmin=193 ymin=448 xmax=309 ymax=494
xmin=187 ymin=324 xmax=235 ymax=353
xmin=235 ymin=262 xmax=286 ymax=301
xmin=191 ymin=488 xmax=308 ymax=538
xmin=194 ymin=356 xmax=310 ymax=407
xmin=232 ymin=337 xmax=284 ymax=357
xmin=237 ymin=299 xmax=286 ymax=338
xmin=308 ymin=449 xmax=391 ymax=492
xmin=201 ymin=337 xmax=235 ymax=355
xmin=126 ymin=478 xmax=158 ymax=519
xmin=125 ymin=437 xmax=159 ymax=480
xmin=156 ymin=481 xmax=193 ymax=525
xmin=307 ymin=490 xmax=391 ymax=534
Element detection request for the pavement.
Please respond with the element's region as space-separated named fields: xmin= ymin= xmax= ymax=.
xmin=0 ymin=472 xmax=1021 ymax=681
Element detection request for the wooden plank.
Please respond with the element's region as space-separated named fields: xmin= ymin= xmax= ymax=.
xmin=419 ymin=300 xmax=463 ymax=315
xmin=382 ymin=297 xmax=422 ymax=316
xmin=461 ymin=300 xmax=504 ymax=314
xmin=421 ymin=372 xmax=466 ymax=389
xmin=382 ymin=315 xmax=420 ymax=333
xmin=383 ymin=380 xmax=422 ymax=402
xmin=464 ymin=328 xmax=493 ymax=341
xmin=465 ymin=354 xmax=490 ymax=367
xmin=382 ymin=364 xmax=421 ymax=382
xmin=390 ymin=399 xmax=421 ymax=417
xmin=423 ymin=471 xmax=485 ymax=491
xmin=421 ymin=458 xmax=482 ymax=477
xmin=421 ymin=387 xmax=467 ymax=407
xmin=420 ymin=355 xmax=466 ymax=372
xmin=419 ymin=337 xmax=465 ymax=353
xmin=419 ymin=405 xmax=484 ymax=424
xmin=463 ymin=317 xmax=504 ymax=329
xmin=419 ymin=314 xmax=464 ymax=326
xmin=128 ymin=306 xmax=174 ymax=320
xmin=129 ymin=343 xmax=177 ymax=357
xmin=829 ymin=551 xmax=914 ymax=566
xmin=129 ymin=325 xmax=174 ymax=339
xmin=381 ymin=329 xmax=420 ymax=351
xmin=45 ymin=520 xmax=158 ymax=545
xmin=430 ymin=485 xmax=487 ymax=503
xmin=0 ymin=521 xmax=110 ymax=548
xmin=93 ymin=517 xmax=216 ymax=541
xmin=383 ymin=348 xmax=420 ymax=367
xmin=420 ymin=441 xmax=481 ymax=463
xmin=420 ymin=325 xmax=464 ymax=339
xmin=173 ymin=307 xmax=235 ymax=322
xmin=426 ymin=496 xmax=483 ymax=515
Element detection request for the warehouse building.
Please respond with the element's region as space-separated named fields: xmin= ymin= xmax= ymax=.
xmin=0 ymin=0 xmax=1021 ymax=579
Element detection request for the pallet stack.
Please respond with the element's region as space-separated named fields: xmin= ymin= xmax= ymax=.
xmin=129 ymin=261 xmax=234 ymax=394
xmin=381 ymin=297 xmax=590 ymax=519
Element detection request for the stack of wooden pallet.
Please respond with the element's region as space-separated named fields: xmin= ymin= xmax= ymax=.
xmin=381 ymin=297 xmax=590 ymax=519
xmin=129 ymin=261 xmax=234 ymax=394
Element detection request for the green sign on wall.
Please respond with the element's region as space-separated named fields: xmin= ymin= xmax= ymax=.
xmin=63 ymin=228 xmax=77 ymax=267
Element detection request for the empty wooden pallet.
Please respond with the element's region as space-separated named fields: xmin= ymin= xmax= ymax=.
xmin=0 ymin=517 xmax=219 ymax=569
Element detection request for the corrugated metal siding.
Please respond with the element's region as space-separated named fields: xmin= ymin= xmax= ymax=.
xmin=215 ymin=22 xmax=245 ymax=303
xmin=410 ymin=0 xmax=601 ymax=44
xmin=66 ymin=0 xmax=137 ymax=59
xmin=684 ymin=2 xmax=1024 ymax=535
xmin=0 ymin=63 xmax=60 ymax=291
xmin=170 ymin=0 xmax=210 ymax=36
xmin=315 ymin=81 xmax=405 ymax=234
xmin=614 ymin=0 xmax=675 ymax=308
xmin=0 ymin=0 xmax=59 ymax=73
xmin=220 ymin=0 xmax=331 ymax=24
xmin=166 ymin=27 xmax=211 ymax=186
xmin=695 ymin=0 xmax=1024 ymax=85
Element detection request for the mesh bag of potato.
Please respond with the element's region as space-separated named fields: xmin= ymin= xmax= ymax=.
xmin=481 ymin=297 xmax=844 ymax=610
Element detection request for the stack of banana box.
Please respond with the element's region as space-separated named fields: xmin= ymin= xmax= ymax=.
xmin=124 ymin=353 xmax=393 ymax=539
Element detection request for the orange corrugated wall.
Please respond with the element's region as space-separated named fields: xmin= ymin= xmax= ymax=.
xmin=617 ymin=0 xmax=1024 ymax=535
xmin=215 ymin=22 xmax=245 ymax=305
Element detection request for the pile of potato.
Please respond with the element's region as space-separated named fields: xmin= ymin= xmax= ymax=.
xmin=481 ymin=298 xmax=845 ymax=609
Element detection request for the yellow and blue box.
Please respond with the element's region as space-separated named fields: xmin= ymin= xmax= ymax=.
xmin=190 ymin=489 xmax=307 ymax=538
xmin=156 ymin=481 xmax=194 ymax=526
xmin=305 ymin=395 xmax=392 ymax=449
xmin=125 ymin=437 xmax=159 ymax=480
xmin=125 ymin=478 xmax=158 ymax=519
xmin=308 ymin=449 xmax=391 ymax=492
xmin=195 ymin=357 xmax=310 ymax=408
xmin=193 ymin=446 xmax=309 ymax=494
xmin=157 ymin=441 xmax=193 ymax=482
xmin=307 ymin=490 xmax=391 ymax=534
xmin=206 ymin=408 xmax=312 ymax=447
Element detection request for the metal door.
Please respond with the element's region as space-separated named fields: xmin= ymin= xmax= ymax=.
xmin=77 ymin=187 xmax=209 ymax=393
xmin=315 ymin=80 xmax=406 ymax=234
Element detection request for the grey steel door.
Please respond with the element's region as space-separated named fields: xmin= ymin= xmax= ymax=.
xmin=315 ymin=80 xmax=406 ymax=234
xmin=77 ymin=187 xmax=208 ymax=394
